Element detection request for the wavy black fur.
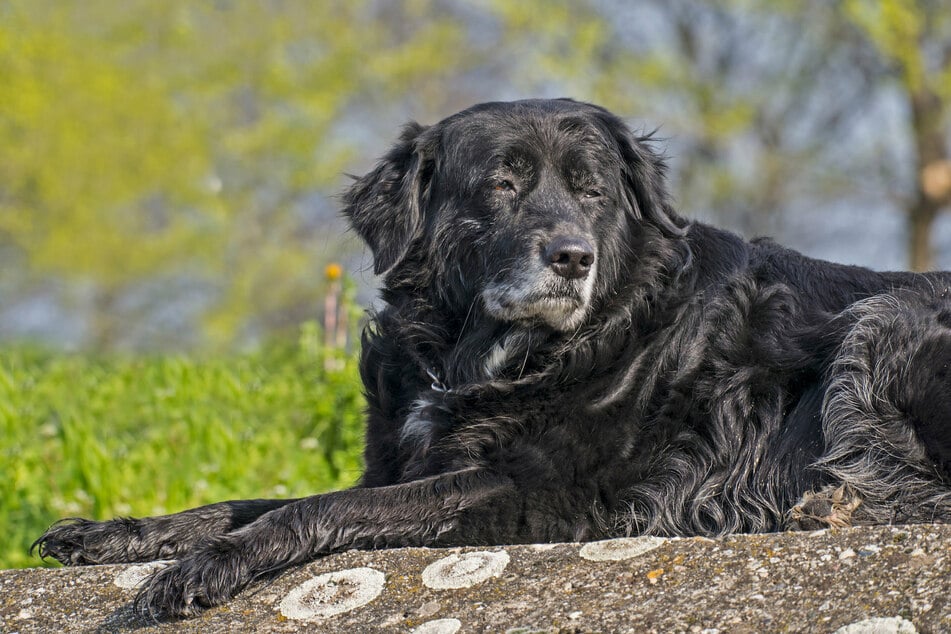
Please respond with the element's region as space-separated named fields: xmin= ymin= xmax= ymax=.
xmin=34 ymin=99 xmax=951 ymax=620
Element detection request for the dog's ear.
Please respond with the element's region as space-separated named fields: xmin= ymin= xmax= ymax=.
xmin=343 ymin=122 xmax=434 ymax=276
xmin=599 ymin=113 xmax=684 ymax=238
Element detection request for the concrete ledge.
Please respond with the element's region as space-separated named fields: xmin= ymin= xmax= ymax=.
xmin=1 ymin=525 xmax=949 ymax=633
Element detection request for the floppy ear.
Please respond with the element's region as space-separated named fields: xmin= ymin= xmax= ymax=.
xmin=599 ymin=112 xmax=685 ymax=238
xmin=343 ymin=122 xmax=433 ymax=275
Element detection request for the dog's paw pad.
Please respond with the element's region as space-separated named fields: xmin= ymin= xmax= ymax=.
xmin=788 ymin=484 xmax=863 ymax=530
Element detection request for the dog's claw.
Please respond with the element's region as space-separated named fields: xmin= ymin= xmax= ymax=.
xmin=32 ymin=518 xmax=123 ymax=565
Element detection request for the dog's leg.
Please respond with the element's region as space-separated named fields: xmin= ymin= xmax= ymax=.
xmin=134 ymin=468 xmax=513 ymax=620
xmin=809 ymin=296 xmax=951 ymax=527
xmin=902 ymin=332 xmax=951 ymax=480
xmin=33 ymin=498 xmax=298 ymax=565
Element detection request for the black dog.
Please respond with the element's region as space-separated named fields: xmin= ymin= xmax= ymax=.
xmin=34 ymin=98 xmax=951 ymax=619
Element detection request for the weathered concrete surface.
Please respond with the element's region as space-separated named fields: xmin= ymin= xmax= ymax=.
xmin=1 ymin=525 xmax=948 ymax=633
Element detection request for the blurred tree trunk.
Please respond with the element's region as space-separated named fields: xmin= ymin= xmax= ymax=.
xmin=909 ymin=88 xmax=951 ymax=271
xmin=90 ymin=289 xmax=119 ymax=351
xmin=844 ymin=0 xmax=951 ymax=271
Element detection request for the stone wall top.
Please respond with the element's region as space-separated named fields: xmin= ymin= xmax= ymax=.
xmin=1 ymin=525 xmax=948 ymax=633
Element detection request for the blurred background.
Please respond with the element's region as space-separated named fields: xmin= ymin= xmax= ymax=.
xmin=2 ymin=0 xmax=950 ymax=352
xmin=1 ymin=0 xmax=951 ymax=569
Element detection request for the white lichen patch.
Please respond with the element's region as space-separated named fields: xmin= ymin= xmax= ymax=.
xmin=279 ymin=567 xmax=385 ymax=620
xmin=529 ymin=543 xmax=559 ymax=551
xmin=579 ymin=536 xmax=666 ymax=561
xmin=834 ymin=617 xmax=918 ymax=634
xmin=112 ymin=561 xmax=173 ymax=589
xmin=413 ymin=617 xmax=463 ymax=634
xmin=422 ymin=551 xmax=510 ymax=590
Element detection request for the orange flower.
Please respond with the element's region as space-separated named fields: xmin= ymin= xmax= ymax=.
xmin=325 ymin=263 xmax=343 ymax=281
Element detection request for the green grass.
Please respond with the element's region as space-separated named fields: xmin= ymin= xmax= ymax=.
xmin=0 ymin=322 xmax=366 ymax=569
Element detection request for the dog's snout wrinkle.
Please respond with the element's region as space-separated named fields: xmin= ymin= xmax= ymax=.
xmin=545 ymin=236 xmax=595 ymax=280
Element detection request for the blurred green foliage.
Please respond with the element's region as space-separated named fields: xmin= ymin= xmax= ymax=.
xmin=0 ymin=0 xmax=471 ymax=349
xmin=0 ymin=323 xmax=365 ymax=569
xmin=2 ymin=0 xmax=950 ymax=351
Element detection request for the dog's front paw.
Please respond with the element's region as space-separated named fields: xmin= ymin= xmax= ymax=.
xmin=134 ymin=540 xmax=249 ymax=620
xmin=32 ymin=518 xmax=139 ymax=565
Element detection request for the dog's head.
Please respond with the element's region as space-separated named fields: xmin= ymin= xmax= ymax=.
xmin=344 ymin=99 xmax=684 ymax=332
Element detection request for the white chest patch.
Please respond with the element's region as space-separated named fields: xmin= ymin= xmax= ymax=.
xmin=483 ymin=341 xmax=511 ymax=377
xmin=400 ymin=397 xmax=436 ymax=445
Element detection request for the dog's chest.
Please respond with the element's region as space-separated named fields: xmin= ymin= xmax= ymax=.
xmin=397 ymin=378 xmax=631 ymax=465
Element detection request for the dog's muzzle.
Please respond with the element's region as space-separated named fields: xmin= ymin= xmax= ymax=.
xmin=482 ymin=233 xmax=598 ymax=331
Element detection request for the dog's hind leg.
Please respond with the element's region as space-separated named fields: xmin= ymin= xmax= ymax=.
xmin=802 ymin=293 xmax=951 ymax=528
xmin=32 ymin=498 xmax=297 ymax=565
xmin=898 ymin=328 xmax=951 ymax=481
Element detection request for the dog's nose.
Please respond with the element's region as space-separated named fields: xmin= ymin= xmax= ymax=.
xmin=544 ymin=236 xmax=595 ymax=279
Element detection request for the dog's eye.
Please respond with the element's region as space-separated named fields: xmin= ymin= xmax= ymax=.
xmin=582 ymin=189 xmax=603 ymax=200
xmin=493 ymin=180 xmax=516 ymax=193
